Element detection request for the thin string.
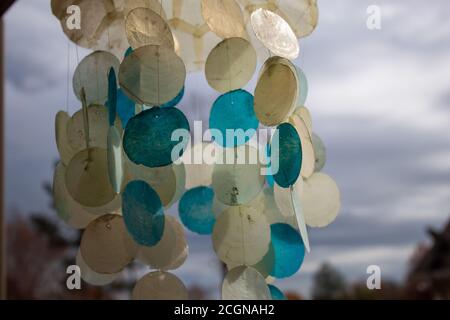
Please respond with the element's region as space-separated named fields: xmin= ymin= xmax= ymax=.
xmin=66 ymin=39 xmax=71 ymax=113
xmin=75 ymin=44 xmax=80 ymax=64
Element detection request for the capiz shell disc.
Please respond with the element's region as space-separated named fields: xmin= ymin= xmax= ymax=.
xmin=122 ymin=180 xmax=165 ymax=246
xmin=201 ymin=0 xmax=247 ymax=39
xmin=53 ymin=162 xmax=97 ymax=229
xmin=212 ymin=145 xmax=265 ymax=206
xmin=76 ymin=250 xmax=120 ymax=286
xmin=250 ymin=8 xmax=299 ymax=60
xmin=119 ymin=45 xmax=186 ymax=105
xmin=271 ymin=122 xmax=302 ymax=188
xmin=254 ymin=57 xmax=299 ymax=126
xmin=80 ymin=214 xmax=138 ymax=274
xmin=125 ymin=7 xmax=174 ymax=49
xmin=123 ymin=107 xmax=190 ymax=168
xmin=222 ymin=266 xmax=271 ymax=300
xmin=301 ymin=173 xmax=341 ymax=227
xmin=73 ymin=51 xmax=120 ymax=106
xmin=205 ymin=37 xmax=257 ymax=93
xmin=65 ymin=147 xmax=116 ymax=208
xmin=132 ymin=271 xmax=188 ymax=300
xmin=212 ymin=205 xmax=270 ymax=266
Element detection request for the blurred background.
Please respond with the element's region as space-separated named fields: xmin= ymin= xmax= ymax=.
xmin=2 ymin=0 xmax=450 ymax=299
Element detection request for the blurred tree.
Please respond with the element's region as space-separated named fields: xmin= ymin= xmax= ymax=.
xmin=312 ymin=263 xmax=346 ymax=300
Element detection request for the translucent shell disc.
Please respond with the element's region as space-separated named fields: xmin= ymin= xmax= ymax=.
xmin=119 ymin=45 xmax=186 ymax=105
xmin=271 ymin=122 xmax=302 ymax=188
xmin=123 ymin=107 xmax=190 ymax=168
xmin=222 ymin=266 xmax=271 ymax=300
xmin=212 ymin=205 xmax=270 ymax=266
xmin=201 ymin=0 xmax=247 ymax=39
xmin=205 ymin=37 xmax=257 ymax=93
xmin=209 ymin=89 xmax=258 ymax=147
xmin=250 ymin=8 xmax=299 ymax=60
xmin=73 ymin=51 xmax=120 ymax=106
xmin=125 ymin=7 xmax=174 ymax=49
xmin=254 ymin=57 xmax=299 ymax=126
xmin=132 ymin=271 xmax=188 ymax=300
xmin=212 ymin=145 xmax=265 ymax=206
xmin=122 ymin=180 xmax=165 ymax=246
xmin=66 ymin=105 xmax=109 ymax=153
xmin=80 ymin=214 xmax=138 ymax=274
xmin=179 ymin=186 xmax=216 ymax=235
xmin=301 ymin=173 xmax=341 ymax=228
xmin=53 ymin=162 xmax=97 ymax=229
xmin=65 ymin=147 xmax=116 ymax=208
xmin=76 ymin=250 xmax=120 ymax=286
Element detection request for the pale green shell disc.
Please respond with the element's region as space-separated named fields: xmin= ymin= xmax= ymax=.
xmin=107 ymin=126 xmax=124 ymax=194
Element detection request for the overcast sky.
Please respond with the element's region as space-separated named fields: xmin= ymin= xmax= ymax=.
xmin=4 ymin=0 xmax=450 ymax=298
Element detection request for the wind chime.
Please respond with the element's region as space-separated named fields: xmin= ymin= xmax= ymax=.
xmin=51 ymin=0 xmax=340 ymax=300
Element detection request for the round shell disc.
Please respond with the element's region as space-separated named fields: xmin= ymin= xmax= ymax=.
xmin=269 ymin=223 xmax=305 ymax=278
xmin=53 ymin=162 xmax=97 ymax=229
xmin=65 ymin=147 xmax=116 ymax=208
xmin=288 ymin=112 xmax=315 ymax=178
xmin=212 ymin=206 xmax=270 ymax=266
xmin=132 ymin=271 xmax=188 ymax=300
xmin=312 ymin=133 xmax=327 ymax=172
xmin=124 ymin=0 xmax=167 ymax=19
xmin=55 ymin=111 xmax=75 ymax=165
xmin=271 ymin=123 xmax=302 ymax=188
xmin=222 ymin=266 xmax=271 ymax=300
xmin=239 ymin=0 xmax=318 ymax=39
xmin=107 ymin=126 xmax=124 ymax=194
xmin=179 ymin=186 xmax=216 ymax=235
xmin=180 ymin=142 xmax=216 ymax=189
xmin=254 ymin=57 xmax=299 ymax=126
xmin=209 ymin=89 xmax=258 ymax=147
xmin=80 ymin=214 xmax=138 ymax=274
xmin=119 ymin=45 xmax=186 ymax=105
xmin=301 ymin=173 xmax=341 ymax=227
xmin=123 ymin=107 xmax=190 ymax=168
xmin=250 ymin=8 xmax=299 ymax=60
xmin=137 ymin=216 xmax=188 ymax=270
xmin=76 ymin=250 xmax=120 ymax=286
xmin=201 ymin=0 xmax=246 ymax=39
xmin=66 ymin=105 xmax=109 ymax=153
xmin=212 ymin=145 xmax=265 ymax=206
xmin=205 ymin=37 xmax=256 ymax=93
xmin=125 ymin=7 xmax=174 ymax=50
xmin=73 ymin=51 xmax=120 ymax=106
xmin=122 ymin=180 xmax=165 ymax=246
